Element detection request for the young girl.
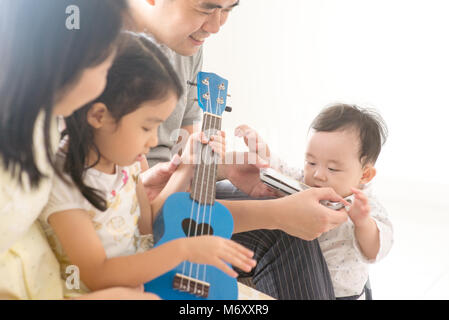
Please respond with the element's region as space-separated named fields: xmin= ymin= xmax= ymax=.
xmin=39 ymin=32 xmax=256 ymax=296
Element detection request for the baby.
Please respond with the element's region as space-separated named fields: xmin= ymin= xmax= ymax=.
xmin=237 ymin=103 xmax=393 ymax=299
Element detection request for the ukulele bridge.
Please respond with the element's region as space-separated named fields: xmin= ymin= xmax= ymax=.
xmin=173 ymin=273 xmax=211 ymax=298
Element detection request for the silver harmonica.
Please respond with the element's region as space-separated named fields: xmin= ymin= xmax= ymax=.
xmin=260 ymin=168 xmax=354 ymax=210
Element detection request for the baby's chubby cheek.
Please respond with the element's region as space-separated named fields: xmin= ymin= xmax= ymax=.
xmin=337 ymin=188 xmax=354 ymax=198
xmin=334 ymin=181 xmax=361 ymax=198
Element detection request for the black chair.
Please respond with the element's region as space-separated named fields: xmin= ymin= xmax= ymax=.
xmin=364 ymin=277 xmax=373 ymax=300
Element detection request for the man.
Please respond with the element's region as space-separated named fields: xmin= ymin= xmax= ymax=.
xmin=128 ymin=0 xmax=348 ymax=299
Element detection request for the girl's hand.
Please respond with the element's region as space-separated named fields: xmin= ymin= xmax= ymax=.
xmin=139 ymin=154 xmax=182 ymax=202
xmin=181 ymin=131 xmax=226 ymax=165
xmin=182 ymin=235 xmax=256 ymax=278
xmin=347 ymin=188 xmax=371 ymax=227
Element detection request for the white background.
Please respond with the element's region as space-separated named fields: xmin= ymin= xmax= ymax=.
xmin=204 ymin=0 xmax=449 ymax=299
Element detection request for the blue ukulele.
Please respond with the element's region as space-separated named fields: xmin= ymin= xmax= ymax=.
xmin=144 ymin=72 xmax=236 ymax=300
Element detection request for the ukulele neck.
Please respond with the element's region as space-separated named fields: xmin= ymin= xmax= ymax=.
xmin=190 ymin=112 xmax=222 ymax=205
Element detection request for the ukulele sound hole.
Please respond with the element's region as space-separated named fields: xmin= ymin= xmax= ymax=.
xmin=182 ymin=219 xmax=214 ymax=237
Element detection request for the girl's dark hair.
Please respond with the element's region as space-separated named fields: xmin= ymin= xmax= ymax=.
xmin=310 ymin=103 xmax=388 ymax=166
xmin=0 ymin=0 xmax=128 ymax=188
xmin=63 ymin=32 xmax=184 ymax=211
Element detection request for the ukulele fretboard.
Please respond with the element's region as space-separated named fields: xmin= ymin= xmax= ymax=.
xmin=190 ymin=112 xmax=222 ymax=205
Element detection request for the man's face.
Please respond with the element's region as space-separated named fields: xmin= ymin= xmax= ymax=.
xmin=151 ymin=0 xmax=239 ymax=56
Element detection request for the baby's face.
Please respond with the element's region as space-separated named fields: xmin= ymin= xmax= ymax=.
xmin=304 ymin=129 xmax=367 ymax=198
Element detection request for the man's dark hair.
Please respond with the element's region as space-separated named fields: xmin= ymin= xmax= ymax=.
xmin=310 ymin=103 xmax=388 ymax=166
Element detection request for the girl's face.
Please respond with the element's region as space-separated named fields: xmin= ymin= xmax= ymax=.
xmin=92 ymin=93 xmax=177 ymax=170
xmin=53 ymin=52 xmax=116 ymax=117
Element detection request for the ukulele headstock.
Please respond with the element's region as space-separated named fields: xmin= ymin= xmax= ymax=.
xmin=196 ymin=72 xmax=229 ymax=116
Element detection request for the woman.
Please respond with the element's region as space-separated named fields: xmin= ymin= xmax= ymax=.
xmin=0 ymin=0 xmax=157 ymax=299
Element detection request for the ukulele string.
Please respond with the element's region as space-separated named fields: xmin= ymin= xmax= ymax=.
xmin=181 ymin=77 xmax=209 ymax=291
xmin=195 ymin=82 xmax=221 ymax=294
xmin=180 ymin=77 xmax=226 ymax=297
xmin=193 ymin=111 xmax=212 ymax=295
xmin=181 ymin=149 xmax=201 ymax=285
xmin=200 ymin=85 xmax=223 ymax=287
xmin=187 ymin=79 xmax=213 ymax=295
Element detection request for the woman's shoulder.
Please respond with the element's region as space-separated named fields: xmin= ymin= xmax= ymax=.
xmin=0 ymin=113 xmax=59 ymax=196
xmin=0 ymin=155 xmax=54 ymax=209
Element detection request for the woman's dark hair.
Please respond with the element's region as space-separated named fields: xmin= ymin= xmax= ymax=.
xmin=63 ymin=32 xmax=184 ymax=211
xmin=310 ymin=103 xmax=388 ymax=166
xmin=0 ymin=0 xmax=128 ymax=188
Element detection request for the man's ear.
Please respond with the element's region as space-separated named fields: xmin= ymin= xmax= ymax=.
xmin=360 ymin=164 xmax=376 ymax=184
xmin=87 ymin=103 xmax=108 ymax=129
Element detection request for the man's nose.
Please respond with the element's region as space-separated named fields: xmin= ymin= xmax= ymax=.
xmin=202 ymin=10 xmax=222 ymax=34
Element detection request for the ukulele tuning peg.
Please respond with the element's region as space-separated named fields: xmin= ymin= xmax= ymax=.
xmin=187 ymin=81 xmax=197 ymax=87
xmin=225 ymin=106 xmax=232 ymax=113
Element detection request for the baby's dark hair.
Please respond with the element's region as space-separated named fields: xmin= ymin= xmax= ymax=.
xmin=63 ymin=32 xmax=183 ymax=211
xmin=310 ymin=103 xmax=388 ymax=166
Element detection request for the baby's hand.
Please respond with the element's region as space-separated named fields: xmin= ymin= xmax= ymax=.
xmin=182 ymin=235 xmax=256 ymax=278
xmin=181 ymin=131 xmax=226 ymax=165
xmin=347 ymin=188 xmax=371 ymax=227
xmin=235 ymin=124 xmax=270 ymax=160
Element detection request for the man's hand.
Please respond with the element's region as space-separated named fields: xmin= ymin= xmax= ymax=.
xmin=139 ymin=155 xmax=181 ymax=202
xmin=221 ymin=186 xmax=350 ymax=239
xmin=275 ymin=187 xmax=350 ymax=240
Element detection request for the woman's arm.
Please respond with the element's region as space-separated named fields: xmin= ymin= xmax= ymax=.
xmin=0 ymin=169 xmax=46 ymax=253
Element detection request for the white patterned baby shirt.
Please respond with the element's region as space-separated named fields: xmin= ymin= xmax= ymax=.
xmin=39 ymin=151 xmax=148 ymax=294
xmin=272 ymin=156 xmax=394 ymax=298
